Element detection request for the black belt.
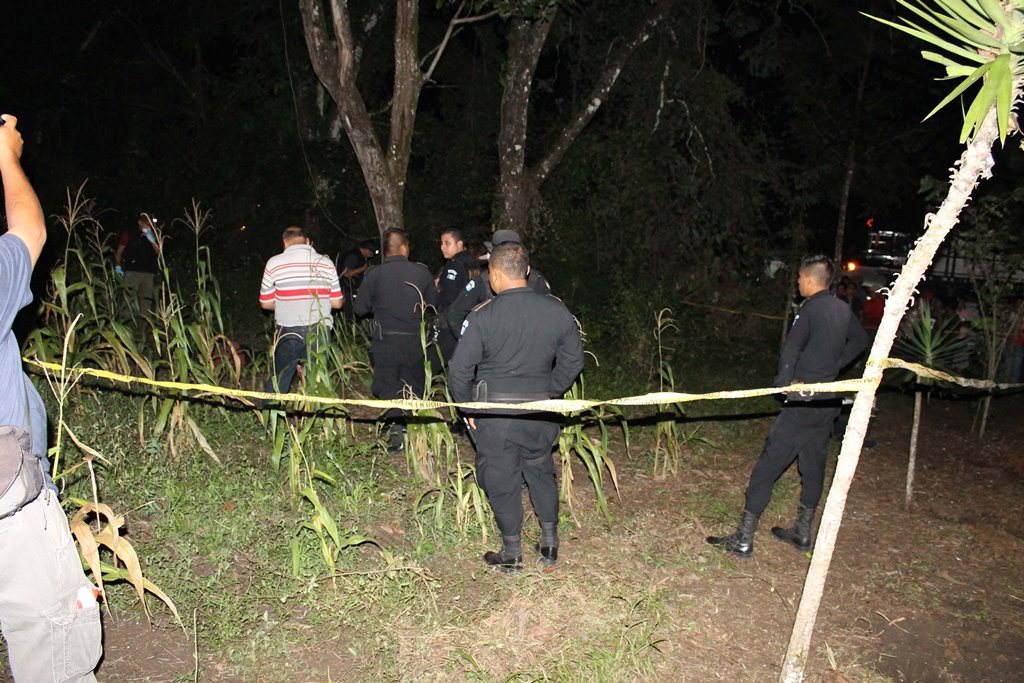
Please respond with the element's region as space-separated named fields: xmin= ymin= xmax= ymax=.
xmin=487 ymin=392 xmax=549 ymax=402
xmin=472 ymin=381 xmax=548 ymax=403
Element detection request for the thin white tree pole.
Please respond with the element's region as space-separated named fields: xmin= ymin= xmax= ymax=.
xmin=778 ymin=102 xmax=1003 ymax=683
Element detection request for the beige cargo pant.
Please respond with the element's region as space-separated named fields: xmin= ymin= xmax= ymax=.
xmin=0 ymin=489 xmax=102 ymax=682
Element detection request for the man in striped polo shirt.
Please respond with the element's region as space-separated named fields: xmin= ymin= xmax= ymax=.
xmin=259 ymin=226 xmax=343 ymax=394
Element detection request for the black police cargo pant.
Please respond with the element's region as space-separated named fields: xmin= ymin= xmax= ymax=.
xmin=472 ymin=415 xmax=561 ymax=537
xmin=370 ymin=334 xmax=426 ymax=401
xmin=743 ymin=401 xmax=840 ymax=516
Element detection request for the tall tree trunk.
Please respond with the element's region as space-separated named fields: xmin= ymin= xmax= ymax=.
xmin=833 ymin=35 xmax=872 ymax=266
xmin=497 ymin=11 xmax=556 ymax=234
xmin=779 ymin=100 xmax=1006 ymax=683
xmin=497 ymin=0 xmax=673 ymax=235
xmin=386 ymin=0 xmax=422 ymax=217
xmin=905 ymin=386 xmax=921 ymax=510
xmin=833 ymin=142 xmax=856 ymax=267
xmin=299 ymin=0 xmax=404 ymax=231
xmin=300 ymin=0 xmax=491 ymax=234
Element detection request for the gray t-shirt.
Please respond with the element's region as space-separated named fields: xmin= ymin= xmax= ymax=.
xmin=0 ymin=233 xmax=50 ymax=472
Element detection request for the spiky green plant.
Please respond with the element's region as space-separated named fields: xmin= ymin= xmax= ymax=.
xmin=865 ymin=0 xmax=1024 ymax=144
xmin=895 ymin=302 xmax=972 ymax=508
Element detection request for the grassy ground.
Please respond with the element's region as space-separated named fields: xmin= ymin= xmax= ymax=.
xmin=4 ymin=290 xmax=1023 ymax=682
xmin=31 ymin=384 xmax=1022 ymax=683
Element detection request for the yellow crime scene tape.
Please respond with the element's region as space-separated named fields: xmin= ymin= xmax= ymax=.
xmin=24 ymin=355 xmax=1021 ymax=416
xmin=878 ymin=357 xmax=1024 ymax=391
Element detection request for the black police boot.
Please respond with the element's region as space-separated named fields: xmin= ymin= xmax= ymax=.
xmin=386 ymin=425 xmax=405 ymax=454
xmin=483 ymin=535 xmax=523 ymax=573
xmin=535 ymin=522 xmax=558 ymax=567
xmin=706 ymin=510 xmax=759 ymax=559
xmin=771 ymin=504 xmax=816 ymax=552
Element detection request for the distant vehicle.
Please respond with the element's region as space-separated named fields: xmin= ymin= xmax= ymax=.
xmin=845 ymin=226 xmax=1024 ymax=291
xmin=843 ymin=229 xmax=911 ymax=292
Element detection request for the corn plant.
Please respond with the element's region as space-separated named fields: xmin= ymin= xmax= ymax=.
xmin=414 ymin=454 xmax=492 ymax=545
xmin=651 ymin=309 xmax=685 ymax=478
xmin=558 ymin=375 xmax=620 ymax=522
xmin=39 ymin=315 xmax=182 ymax=627
xmin=69 ymin=502 xmax=184 ymax=628
xmin=402 ymin=298 xmax=455 ymax=484
xmin=286 ymin=421 xmax=377 ymax=584
xmin=326 ymin=316 xmax=373 ymax=398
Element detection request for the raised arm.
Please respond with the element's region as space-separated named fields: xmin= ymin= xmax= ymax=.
xmin=0 ymin=116 xmax=46 ymax=268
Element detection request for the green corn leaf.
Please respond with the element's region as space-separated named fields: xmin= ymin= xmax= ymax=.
xmin=301 ymin=486 xmax=341 ymax=546
xmin=337 ymin=534 xmax=375 ymax=550
xmin=897 ymin=0 xmax=1004 ymax=49
xmin=934 ymin=0 xmax=998 ymax=30
xmin=311 ymin=468 xmax=337 ymax=484
xmin=925 ymin=59 xmax=993 ymax=120
xmin=864 ymin=14 xmax=989 ymax=63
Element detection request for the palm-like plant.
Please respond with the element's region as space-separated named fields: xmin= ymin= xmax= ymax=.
xmin=895 ymin=305 xmax=971 ymax=509
xmin=866 ymin=0 xmax=1024 ymax=144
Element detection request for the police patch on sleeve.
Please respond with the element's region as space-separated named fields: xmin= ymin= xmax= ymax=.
xmin=460 ymin=319 xmax=470 ymax=336
xmin=465 ymin=279 xmax=475 ymax=292
xmin=446 ymin=269 xmax=458 ymax=281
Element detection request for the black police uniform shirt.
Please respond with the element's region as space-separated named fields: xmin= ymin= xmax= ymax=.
xmin=447 ymin=268 xmax=551 ymax=338
xmin=437 ymin=250 xmax=479 ymax=312
xmin=775 ymin=289 xmax=869 ymax=398
xmin=448 ymin=286 xmax=584 ymax=403
xmin=353 ymin=255 xmax=437 ymax=336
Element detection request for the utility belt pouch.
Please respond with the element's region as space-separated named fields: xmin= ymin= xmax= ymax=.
xmin=0 ymin=426 xmax=45 ymax=520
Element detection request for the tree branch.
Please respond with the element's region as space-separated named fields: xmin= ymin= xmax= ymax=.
xmin=328 ymin=0 xmax=358 ymax=82
xmin=298 ymin=0 xmax=341 ymax=96
xmin=387 ymin=0 xmax=420 ymax=176
xmin=422 ymin=3 xmax=501 ymax=83
xmin=531 ymin=0 xmax=673 ymax=186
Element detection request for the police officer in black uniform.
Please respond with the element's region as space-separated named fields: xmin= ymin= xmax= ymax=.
xmin=448 ymin=241 xmax=584 ymax=572
xmin=339 ymin=238 xmax=378 ymax=318
xmin=707 ymin=255 xmax=868 ymax=558
xmin=354 ymin=228 xmax=437 ymax=450
xmin=446 ymin=230 xmax=550 ymax=341
xmin=435 ymin=228 xmax=480 ymax=362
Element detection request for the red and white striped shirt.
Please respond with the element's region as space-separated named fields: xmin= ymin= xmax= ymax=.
xmin=259 ymin=244 xmax=342 ymax=328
